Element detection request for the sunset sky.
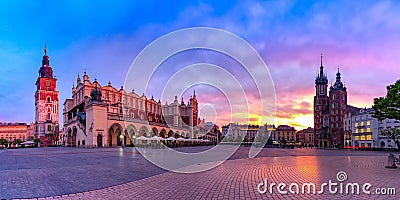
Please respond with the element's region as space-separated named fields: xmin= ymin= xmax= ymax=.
xmin=0 ymin=0 xmax=399 ymax=131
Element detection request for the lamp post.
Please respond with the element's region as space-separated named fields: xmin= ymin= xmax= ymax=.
xmin=119 ymin=134 xmax=125 ymax=147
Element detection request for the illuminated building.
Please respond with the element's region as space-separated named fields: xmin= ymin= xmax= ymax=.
xmin=34 ymin=45 xmax=60 ymax=147
xmin=63 ymin=73 xmax=204 ymax=147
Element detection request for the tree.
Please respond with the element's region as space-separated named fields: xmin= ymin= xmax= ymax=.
xmin=372 ymin=80 xmax=400 ymax=151
xmin=34 ymin=138 xmax=41 ymax=147
xmin=13 ymin=139 xmax=22 ymax=145
xmin=0 ymin=139 xmax=8 ymax=147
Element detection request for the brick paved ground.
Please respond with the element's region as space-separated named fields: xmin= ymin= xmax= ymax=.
xmin=1 ymin=147 xmax=399 ymax=199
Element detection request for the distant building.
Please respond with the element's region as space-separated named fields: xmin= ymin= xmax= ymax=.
xmin=296 ymin=127 xmax=314 ymax=147
xmin=351 ymin=108 xmax=400 ymax=149
xmin=0 ymin=122 xmax=30 ymax=143
xmin=202 ymin=122 xmax=220 ymax=144
xmin=343 ymin=105 xmax=361 ymax=148
xmin=314 ymin=55 xmax=353 ymax=148
xmin=221 ymin=124 xmax=230 ymax=137
xmin=221 ymin=123 xmax=260 ymax=142
xmin=378 ymin=119 xmax=400 ymax=149
xmin=34 ymin=45 xmax=59 ymax=147
xmin=272 ymin=125 xmax=296 ymax=145
xmin=26 ymin=122 xmax=35 ymax=139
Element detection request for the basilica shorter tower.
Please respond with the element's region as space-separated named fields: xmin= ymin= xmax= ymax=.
xmin=34 ymin=45 xmax=59 ymax=146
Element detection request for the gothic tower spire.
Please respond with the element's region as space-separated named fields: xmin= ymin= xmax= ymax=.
xmin=315 ymin=53 xmax=328 ymax=85
xmin=39 ymin=43 xmax=53 ymax=78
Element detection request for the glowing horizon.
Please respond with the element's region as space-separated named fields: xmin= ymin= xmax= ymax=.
xmin=0 ymin=1 xmax=398 ymax=132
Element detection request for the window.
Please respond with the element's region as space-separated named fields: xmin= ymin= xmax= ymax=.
xmin=360 ymin=129 xmax=364 ymax=133
xmin=355 ymin=122 xmax=358 ymax=127
xmin=47 ymin=125 xmax=52 ymax=131
xmin=47 ymin=113 xmax=51 ymax=120
xmin=47 ymin=96 xmax=51 ymax=103
xmin=355 ymin=129 xmax=359 ymax=133
xmin=366 ymin=121 xmax=370 ymax=126
xmin=360 ymin=135 xmax=366 ymax=140
xmin=366 ymin=135 xmax=372 ymax=140
xmin=361 ymin=122 xmax=364 ymax=126
xmin=367 ymin=128 xmax=371 ymax=132
xmin=354 ymin=136 xmax=360 ymax=140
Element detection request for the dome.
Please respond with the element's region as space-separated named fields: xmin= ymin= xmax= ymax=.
xmin=39 ymin=65 xmax=53 ymax=78
xmin=90 ymin=85 xmax=102 ymax=102
xmin=39 ymin=54 xmax=53 ymax=78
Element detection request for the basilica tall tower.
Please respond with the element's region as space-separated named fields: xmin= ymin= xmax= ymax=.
xmin=35 ymin=45 xmax=59 ymax=146
xmin=314 ymin=54 xmax=329 ymax=148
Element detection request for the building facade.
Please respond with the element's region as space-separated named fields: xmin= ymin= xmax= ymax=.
xmin=34 ymin=45 xmax=60 ymax=147
xmin=343 ymin=105 xmax=361 ymax=148
xmin=63 ymin=72 xmax=204 ymax=147
xmin=314 ymin=55 xmax=348 ymax=148
xmin=0 ymin=122 xmax=29 ymax=144
xmin=272 ymin=125 xmax=296 ymax=145
xmin=296 ymin=127 xmax=314 ymax=147
xmin=351 ymin=108 xmax=400 ymax=149
xmin=221 ymin=123 xmax=260 ymax=142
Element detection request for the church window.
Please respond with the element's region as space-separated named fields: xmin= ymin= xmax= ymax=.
xmin=47 ymin=113 xmax=51 ymax=120
xmin=47 ymin=96 xmax=51 ymax=103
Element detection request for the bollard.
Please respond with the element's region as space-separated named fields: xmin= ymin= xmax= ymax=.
xmin=385 ymin=153 xmax=398 ymax=168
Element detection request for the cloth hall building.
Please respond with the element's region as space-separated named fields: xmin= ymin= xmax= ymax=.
xmin=63 ymin=73 xmax=205 ymax=147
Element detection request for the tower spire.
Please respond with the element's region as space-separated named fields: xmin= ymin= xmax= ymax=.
xmin=315 ymin=53 xmax=328 ymax=85
xmin=44 ymin=42 xmax=47 ymax=56
xmin=320 ymin=53 xmax=323 ymax=68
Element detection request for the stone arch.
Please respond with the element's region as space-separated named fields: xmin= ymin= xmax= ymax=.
xmin=160 ymin=129 xmax=167 ymax=138
xmin=72 ymin=126 xmax=77 ymax=147
xmin=67 ymin=127 xmax=72 ymax=147
xmin=126 ymin=124 xmax=137 ymax=146
xmin=168 ymin=130 xmax=174 ymax=137
xmin=181 ymin=132 xmax=186 ymax=138
xmin=108 ymin=123 xmax=123 ymax=147
xmin=139 ymin=126 xmax=149 ymax=137
xmin=151 ymin=127 xmax=158 ymax=137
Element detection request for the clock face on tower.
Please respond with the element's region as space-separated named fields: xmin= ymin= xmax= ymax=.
xmin=45 ymin=81 xmax=50 ymax=87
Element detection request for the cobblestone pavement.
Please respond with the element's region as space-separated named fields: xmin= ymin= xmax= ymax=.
xmin=1 ymin=147 xmax=399 ymax=199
